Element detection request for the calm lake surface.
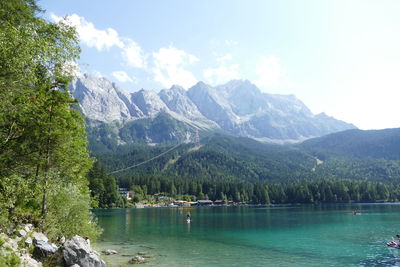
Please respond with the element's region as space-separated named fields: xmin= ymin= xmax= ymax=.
xmin=93 ymin=204 xmax=400 ymax=266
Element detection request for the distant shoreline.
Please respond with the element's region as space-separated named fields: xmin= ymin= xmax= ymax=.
xmin=92 ymin=201 xmax=400 ymax=211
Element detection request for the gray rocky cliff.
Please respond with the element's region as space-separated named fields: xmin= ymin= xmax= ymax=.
xmin=70 ymin=74 xmax=356 ymax=143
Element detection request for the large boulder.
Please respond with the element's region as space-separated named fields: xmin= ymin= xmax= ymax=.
xmin=32 ymin=232 xmax=48 ymax=243
xmin=62 ymin=236 xmax=106 ymax=267
xmin=32 ymin=239 xmax=58 ymax=259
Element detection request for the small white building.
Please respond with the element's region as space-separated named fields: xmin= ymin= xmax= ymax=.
xmin=118 ymin=188 xmax=133 ymax=200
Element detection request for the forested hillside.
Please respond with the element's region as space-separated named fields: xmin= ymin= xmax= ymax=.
xmin=95 ymin=135 xmax=316 ymax=182
xmin=90 ymin=131 xmax=400 ymax=204
xmin=300 ymin=128 xmax=400 ymax=160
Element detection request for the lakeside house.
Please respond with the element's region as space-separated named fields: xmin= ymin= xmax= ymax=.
xmin=213 ymin=200 xmax=226 ymax=205
xmin=197 ymin=200 xmax=213 ymax=206
xmin=118 ymin=188 xmax=133 ymax=200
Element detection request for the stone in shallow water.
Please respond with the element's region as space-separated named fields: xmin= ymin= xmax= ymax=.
xmin=129 ymin=255 xmax=146 ymax=264
xmin=102 ymin=249 xmax=118 ymax=255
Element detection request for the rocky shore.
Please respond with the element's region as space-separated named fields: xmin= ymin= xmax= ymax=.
xmin=0 ymin=224 xmax=153 ymax=266
xmin=0 ymin=224 xmax=106 ymax=267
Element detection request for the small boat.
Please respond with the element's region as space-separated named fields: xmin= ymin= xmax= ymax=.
xmin=187 ymin=218 xmax=191 ymax=224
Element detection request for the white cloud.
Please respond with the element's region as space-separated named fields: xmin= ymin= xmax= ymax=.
xmin=254 ymin=56 xmax=286 ymax=87
xmin=51 ymin=13 xmax=123 ymax=51
xmin=121 ymin=39 xmax=146 ymax=69
xmin=111 ymin=71 xmax=135 ymax=83
xmin=51 ymin=13 xmax=147 ymax=69
xmin=152 ymin=46 xmax=198 ymax=89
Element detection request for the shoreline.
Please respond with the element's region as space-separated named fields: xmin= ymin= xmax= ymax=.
xmin=92 ymin=201 xmax=400 ymax=211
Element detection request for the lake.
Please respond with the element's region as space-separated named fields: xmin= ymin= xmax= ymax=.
xmin=93 ymin=204 xmax=400 ymax=266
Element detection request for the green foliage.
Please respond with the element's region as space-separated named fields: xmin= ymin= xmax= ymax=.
xmin=0 ymin=175 xmax=40 ymax=228
xmin=89 ymin=132 xmax=400 ymax=205
xmin=86 ymin=112 xmax=198 ymax=152
xmin=0 ymin=0 xmax=99 ymax=241
xmin=87 ymin=161 xmax=124 ymax=208
xmin=0 ymin=253 xmax=21 ymax=267
xmin=119 ymin=174 xmax=400 ymax=204
xmin=301 ymin=128 xmax=400 ymax=160
xmin=44 ymin=184 xmax=101 ymax=241
xmin=95 ymin=135 xmax=317 ymax=183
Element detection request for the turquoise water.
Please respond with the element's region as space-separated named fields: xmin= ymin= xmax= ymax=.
xmin=93 ymin=204 xmax=400 ymax=266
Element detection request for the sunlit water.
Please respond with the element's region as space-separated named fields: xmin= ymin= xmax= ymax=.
xmin=93 ymin=204 xmax=400 ymax=266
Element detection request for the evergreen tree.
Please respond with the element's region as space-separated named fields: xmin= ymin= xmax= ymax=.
xmin=0 ymin=0 xmax=99 ymax=239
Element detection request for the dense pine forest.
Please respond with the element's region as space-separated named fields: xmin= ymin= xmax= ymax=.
xmin=89 ymin=132 xmax=400 ymax=205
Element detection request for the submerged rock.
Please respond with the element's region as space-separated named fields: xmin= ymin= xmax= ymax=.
xmin=102 ymin=249 xmax=118 ymax=255
xmin=62 ymin=235 xmax=106 ymax=267
xmin=129 ymin=255 xmax=146 ymax=264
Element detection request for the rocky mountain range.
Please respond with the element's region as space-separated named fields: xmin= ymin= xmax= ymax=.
xmin=69 ymin=74 xmax=356 ymax=145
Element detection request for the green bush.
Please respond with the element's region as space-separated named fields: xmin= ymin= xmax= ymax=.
xmin=0 ymin=253 xmax=21 ymax=267
xmin=44 ymin=183 xmax=101 ymax=241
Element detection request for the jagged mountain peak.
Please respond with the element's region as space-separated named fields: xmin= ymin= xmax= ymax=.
xmin=70 ymin=74 xmax=133 ymax=122
xmin=170 ymin=84 xmax=186 ymax=93
xmin=131 ymin=89 xmax=168 ymax=117
xmin=219 ymin=79 xmax=254 ymax=88
xmin=158 ymin=85 xmax=205 ymax=120
xmin=71 ymin=74 xmax=356 ymax=143
xmin=193 ymin=81 xmax=209 ymax=87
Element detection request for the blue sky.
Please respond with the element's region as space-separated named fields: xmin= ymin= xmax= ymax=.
xmin=40 ymin=0 xmax=400 ymax=130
